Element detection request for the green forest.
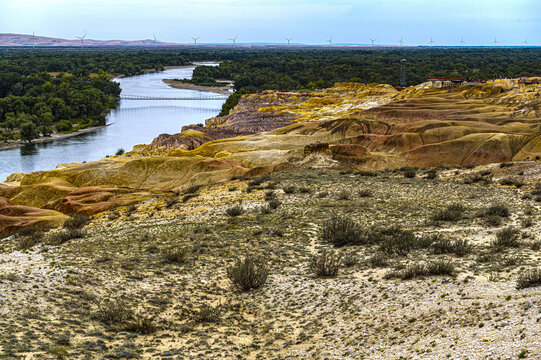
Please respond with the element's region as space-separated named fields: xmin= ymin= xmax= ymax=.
xmin=186 ymin=48 xmax=541 ymax=115
xmin=0 ymin=52 xmax=193 ymax=143
xmin=1 ymin=48 xmax=539 ymax=143
xmin=188 ymin=48 xmax=541 ymax=91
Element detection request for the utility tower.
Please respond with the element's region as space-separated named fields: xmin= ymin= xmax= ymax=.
xmin=400 ymin=59 xmax=407 ymax=87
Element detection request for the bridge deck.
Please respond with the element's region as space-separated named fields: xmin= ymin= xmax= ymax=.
xmin=120 ymin=94 xmax=229 ymax=101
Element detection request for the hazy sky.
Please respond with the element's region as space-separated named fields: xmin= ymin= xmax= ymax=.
xmin=0 ymin=0 xmax=539 ymax=45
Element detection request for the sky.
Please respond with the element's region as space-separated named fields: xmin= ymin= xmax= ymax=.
xmin=0 ymin=0 xmax=539 ymax=46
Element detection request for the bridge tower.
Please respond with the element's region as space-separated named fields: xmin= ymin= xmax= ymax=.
xmin=400 ymin=59 xmax=407 ymax=87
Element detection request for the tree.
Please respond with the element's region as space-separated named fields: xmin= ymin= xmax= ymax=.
xmin=38 ymin=125 xmax=53 ymax=137
xmin=20 ymin=121 xmax=37 ymax=143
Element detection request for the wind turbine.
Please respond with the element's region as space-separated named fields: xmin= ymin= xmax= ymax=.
xmin=191 ymin=36 xmax=200 ymax=45
xmin=369 ymin=38 xmax=377 ymax=45
xmin=75 ymin=33 xmax=87 ymax=48
xmin=398 ymin=36 xmax=404 ymax=46
xmin=152 ymin=34 xmax=159 ymax=47
xmin=327 ymin=36 xmax=333 ymax=45
xmin=429 ymin=37 xmax=435 ymax=46
xmin=229 ymin=35 xmax=238 ymax=45
xmin=32 ymin=31 xmax=36 ymax=48
xmin=523 ymin=37 xmax=528 ymax=46
xmin=459 ymin=36 xmax=466 ymax=46
xmin=285 ymin=38 xmax=293 ymax=46
xmin=492 ymin=37 xmax=499 ymax=46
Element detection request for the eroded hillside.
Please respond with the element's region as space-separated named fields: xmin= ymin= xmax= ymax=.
xmin=1 ymin=78 xmax=541 ymax=234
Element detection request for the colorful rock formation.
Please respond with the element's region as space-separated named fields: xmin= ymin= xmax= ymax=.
xmin=2 ymin=78 xmax=541 ymax=235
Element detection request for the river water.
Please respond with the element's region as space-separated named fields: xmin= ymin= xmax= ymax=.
xmin=0 ymin=65 xmax=226 ymax=181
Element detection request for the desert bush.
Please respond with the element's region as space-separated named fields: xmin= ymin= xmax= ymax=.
xmin=431 ymin=203 xmax=466 ymax=222
xmin=425 ymin=169 xmax=437 ymax=179
xmin=48 ymin=346 xmax=69 ymax=359
xmin=368 ymin=252 xmax=389 ymax=268
xmin=492 ymin=227 xmax=521 ymax=250
xmin=403 ymin=167 xmax=417 ymax=178
xmin=248 ymin=176 xmax=269 ymax=186
xmin=63 ymin=214 xmax=90 ymax=230
xmin=264 ymin=190 xmax=275 ymax=200
xmin=531 ymin=183 xmax=541 ymax=196
xmin=194 ymin=304 xmax=223 ymax=323
xmin=385 ymin=260 xmax=455 ymax=280
xmin=485 ymin=204 xmax=510 ymax=217
xmin=309 ymin=250 xmax=342 ymax=277
xmin=17 ymin=232 xmax=44 ymax=250
xmin=415 ymin=233 xmax=439 ymax=249
xmin=267 ymin=199 xmax=282 ymax=209
xmin=17 ymin=227 xmax=45 ymax=250
xmin=499 ymin=177 xmax=524 ymax=188
xmin=484 ymin=215 xmax=503 ymax=227
xmin=47 ymin=229 xmax=84 ymax=245
xmin=163 ymin=247 xmax=189 ymax=264
xmin=432 ymin=238 xmax=472 ymax=257
xmin=17 ymin=226 xmax=41 ymax=238
xmin=376 ymin=227 xmax=418 ymax=256
xmin=282 ymin=184 xmax=296 ymax=194
xmin=96 ymin=298 xmax=134 ymax=325
xmin=124 ymin=314 xmax=157 ymax=334
xmin=497 ymin=255 xmax=519 ymax=267
xmin=299 ymin=187 xmax=312 ymax=194
xmin=317 ymin=191 xmax=328 ymax=198
xmin=320 ymin=215 xmax=364 ymax=247
xmin=357 ymin=170 xmax=377 ymax=177
xmin=358 ymin=189 xmax=372 ymax=197
xmin=521 ymin=217 xmax=533 ymax=228
xmin=530 ymin=240 xmax=541 ymax=251
xmin=226 ymin=256 xmax=269 ymax=291
xmin=466 ymin=173 xmax=485 ymax=184
xmin=516 ymin=268 xmax=541 ymax=289
xmin=342 ymin=251 xmax=359 ymax=267
xmin=226 ymin=205 xmax=244 ymax=217
xmin=337 ymin=189 xmax=352 ymax=200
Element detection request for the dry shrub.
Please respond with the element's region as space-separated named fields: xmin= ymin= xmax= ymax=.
xmin=309 ymin=250 xmax=342 ymax=277
xmin=320 ymin=214 xmax=363 ymax=247
xmin=226 ymin=256 xmax=269 ymax=291
xmin=516 ymin=268 xmax=541 ymax=290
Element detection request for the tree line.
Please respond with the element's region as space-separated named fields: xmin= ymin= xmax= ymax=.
xmin=2 ymin=48 xmax=539 ymax=143
xmin=0 ymin=52 xmax=193 ymax=143
xmin=186 ymin=48 xmax=541 ymax=115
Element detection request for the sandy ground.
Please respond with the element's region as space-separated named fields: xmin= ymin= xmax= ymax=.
xmin=1 ymin=166 xmax=540 ymax=359
xmin=163 ymin=79 xmax=233 ymax=95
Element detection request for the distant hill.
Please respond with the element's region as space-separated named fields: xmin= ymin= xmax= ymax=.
xmin=0 ymin=33 xmax=182 ymax=47
xmin=0 ymin=33 xmax=380 ymax=48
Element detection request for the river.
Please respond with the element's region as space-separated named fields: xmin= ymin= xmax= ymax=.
xmin=0 ymin=64 xmax=226 ymax=181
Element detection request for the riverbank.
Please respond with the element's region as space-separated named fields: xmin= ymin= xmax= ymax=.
xmin=163 ymin=79 xmax=233 ymax=94
xmin=0 ymin=65 xmax=226 ymax=182
xmin=0 ymin=124 xmax=109 ymax=151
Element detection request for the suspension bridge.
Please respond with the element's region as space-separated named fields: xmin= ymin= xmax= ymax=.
xmin=120 ymin=94 xmax=229 ymax=101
